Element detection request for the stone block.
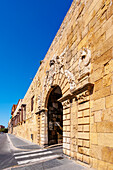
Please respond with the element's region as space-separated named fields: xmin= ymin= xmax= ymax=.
xmin=67 ymin=137 xmax=70 ymax=143
xmin=71 ymin=104 xmax=78 ymax=113
xmin=78 ymin=117 xmax=90 ymax=125
xmin=97 ymin=121 xmax=113 ymax=133
xmin=83 ymin=140 xmax=90 ymax=148
xmin=67 ymin=114 xmax=70 ymax=120
xmin=63 ymin=114 xmax=67 ymax=120
xmin=102 ymin=146 xmax=113 ymax=164
xmin=90 ymin=133 xmax=98 ymax=144
xmin=65 ymin=143 xmax=71 ymax=150
xmin=82 ymin=25 xmax=88 ymax=38
xmin=90 ymin=145 xmax=102 ymax=160
xmin=106 ymin=95 xmax=113 ymax=108
xmin=78 ymin=111 xmax=83 ymax=118
xmin=111 ymin=84 xmax=113 ymax=95
xmin=78 ymin=132 xmax=89 ymax=140
xmin=83 ymin=125 xmax=90 ymax=132
xmin=66 ymin=149 xmax=71 ymax=156
xmin=63 ymin=126 xmax=67 ymax=131
xmin=63 ymin=137 xmax=67 ymax=143
xmin=91 ymin=67 xmax=103 ymax=82
xmin=94 ymin=79 xmax=103 ymax=92
xmin=83 ymin=155 xmax=90 ymax=164
xmin=67 ymin=126 xmax=71 ymax=132
xmin=63 ymin=143 xmax=66 ymax=148
xmin=98 ymin=160 xmax=108 ymax=170
xmin=94 ymin=111 xmax=102 ymax=122
xmin=90 ymin=123 xmax=97 ymax=133
xmin=92 ymin=48 xmax=112 ymax=70
xmin=78 ymin=147 xmax=90 ymax=156
xmin=104 ymin=60 xmax=113 ymax=75
xmin=107 ymin=3 xmax=113 ymax=19
xmin=102 ymin=108 xmax=113 ymax=121
xmin=92 ymin=86 xmax=111 ymax=100
xmin=71 ymin=151 xmax=75 ymax=158
xmin=101 ymin=35 xmax=113 ymax=57
xmin=78 ymin=125 xmax=83 ymax=132
xmin=63 ymin=131 xmax=70 ymax=138
xmin=77 ymin=153 xmax=83 ymax=162
xmin=78 ymin=102 xmax=90 ymax=111
xmin=83 ymin=109 xmax=90 ymax=117
xmin=108 ymin=165 xmax=113 ymax=170
xmin=78 ymin=139 xmax=83 ymax=146
xmin=92 ymin=98 xmax=105 ymax=111
xmin=63 ymin=108 xmax=70 ymax=115
xmin=106 ymin=24 xmax=113 ymax=41
xmin=92 ymin=158 xmax=98 ymax=169
xmin=63 ymin=120 xmax=70 ymax=126
xmin=98 ymin=133 xmax=113 ymax=147
xmin=90 ymin=116 xmax=94 ymax=124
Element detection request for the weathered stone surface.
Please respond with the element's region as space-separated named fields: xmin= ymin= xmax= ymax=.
xmin=106 ymin=95 xmax=113 ymax=108
xmin=97 ymin=121 xmax=113 ymax=133
xmin=102 ymin=146 xmax=113 ymax=163
xmin=8 ymin=0 xmax=113 ymax=169
xmin=90 ymin=133 xmax=98 ymax=145
xmin=92 ymin=98 xmax=105 ymax=111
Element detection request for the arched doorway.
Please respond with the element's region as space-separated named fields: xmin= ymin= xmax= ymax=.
xmin=47 ymin=86 xmax=63 ymax=145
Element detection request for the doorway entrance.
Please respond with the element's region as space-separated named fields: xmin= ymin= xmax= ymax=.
xmin=47 ymin=86 xmax=63 ymax=145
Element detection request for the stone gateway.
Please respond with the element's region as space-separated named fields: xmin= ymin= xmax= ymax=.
xmin=8 ymin=0 xmax=113 ymax=169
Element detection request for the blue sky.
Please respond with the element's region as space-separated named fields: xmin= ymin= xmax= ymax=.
xmin=0 ymin=0 xmax=73 ymax=127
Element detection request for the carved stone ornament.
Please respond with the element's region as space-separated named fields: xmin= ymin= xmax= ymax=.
xmin=37 ymin=95 xmax=41 ymax=110
xmin=77 ymin=90 xmax=90 ymax=104
xmin=37 ymin=77 xmax=41 ymax=87
xmin=43 ymin=49 xmax=66 ymax=88
xmin=62 ymin=99 xmax=70 ymax=109
xmin=78 ymin=47 xmax=91 ymax=78
xmin=43 ymin=47 xmax=76 ymax=94
xmin=65 ymin=70 xmax=76 ymax=91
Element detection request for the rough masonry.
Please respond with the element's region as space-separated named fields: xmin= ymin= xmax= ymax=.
xmin=8 ymin=0 xmax=113 ymax=169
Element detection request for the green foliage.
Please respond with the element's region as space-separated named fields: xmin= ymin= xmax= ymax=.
xmin=0 ymin=128 xmax=8 ymax=133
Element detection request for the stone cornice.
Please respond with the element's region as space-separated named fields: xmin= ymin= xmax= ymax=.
xmin=58 ymin=83 xmax=94 ymax=102
xmin=35 ymin=108 xmax=48 ymax=115
xmin=72 ymin=83 xmax=94 ymax=95
xmin=58 ymin=93 xmax=72 ymax=102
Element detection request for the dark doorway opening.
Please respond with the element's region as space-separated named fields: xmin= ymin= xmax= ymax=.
xmin=47 ymin=86 xmax=63 ymax=146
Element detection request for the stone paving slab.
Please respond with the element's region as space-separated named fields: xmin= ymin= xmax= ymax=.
xmin=8 ymin=134 xmax=41 ymax=150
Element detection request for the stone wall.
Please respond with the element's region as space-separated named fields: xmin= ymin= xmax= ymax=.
xmin=11 ymin=0 xmax=113 ymax=169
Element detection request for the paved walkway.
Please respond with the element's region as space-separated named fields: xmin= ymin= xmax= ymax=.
xmin=7 ymin=134 xmax=92 ymax=170
xmin=8 ymin=134 xmax=41 ymax=150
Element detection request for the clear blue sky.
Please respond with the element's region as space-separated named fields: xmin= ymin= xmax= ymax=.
xmin=0 ymin=0 xmax=73 ymax=127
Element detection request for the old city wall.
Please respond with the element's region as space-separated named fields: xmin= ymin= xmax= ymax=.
xmin=13 ymin=0 xmax=113 ymax=169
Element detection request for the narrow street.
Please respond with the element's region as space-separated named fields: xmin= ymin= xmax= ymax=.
xmin=0 ymin=134 xmax=17 ymax=169
xmin=0 ymin=134 xmax=89 ymax=170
